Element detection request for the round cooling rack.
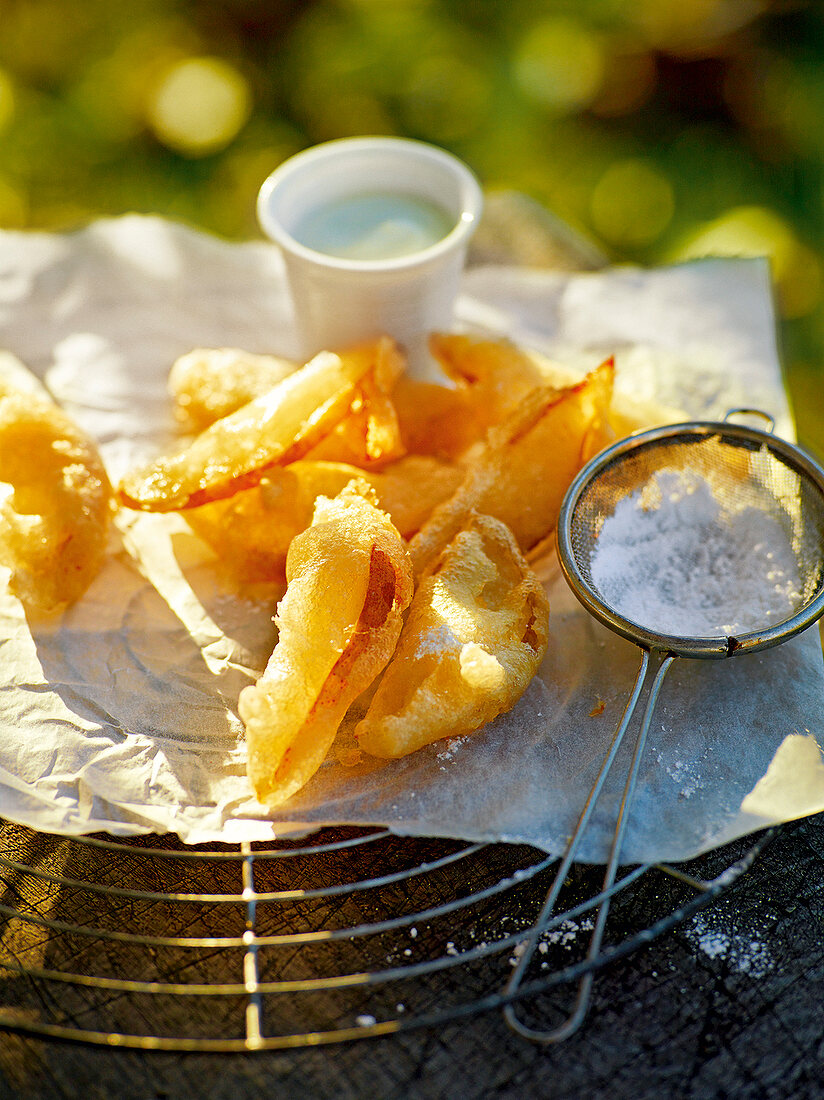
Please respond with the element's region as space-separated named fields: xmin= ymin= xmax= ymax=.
xmin=0 ymin=818 xmax=780 ymax=1053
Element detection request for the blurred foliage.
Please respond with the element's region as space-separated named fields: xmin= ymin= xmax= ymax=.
xmin=0 ymin=0 xmax=822 ymax=452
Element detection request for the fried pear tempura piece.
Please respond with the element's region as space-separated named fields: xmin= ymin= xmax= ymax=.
xmin=239 ymin=481 xmax=414 ymax=807
xmin=355 ymin=514 xmax=549 ymax=758
xmin=118 ymin=337 xmax=404 ymax=511
xmin=171 ymin=344 xmax=405 ymax=467
xmin=391 ymin=334 xmax=559 ymax=463
xmin=392 ymin=376 xmax=482 ymax=460
xmin=186 ymin=455 xmax=462 ymax=584
xmin=429 ymin=332 xmax=547 ymax=422
xmin=366 ymin=455 xmax=463 ymax=537
xmin=304 ymin=354 xmax=405 ymax=467
xmin=409 ymin=358 xmax=614 ymax=575
xmin=169 ymin=347 xmax=298 ymax=431
xmin=185 ymin=473 xmax=307 ymax=585
xmin=0 ymin=392 xmax=112 ymax=613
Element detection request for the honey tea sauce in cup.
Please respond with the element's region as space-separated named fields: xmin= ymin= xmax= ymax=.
xmin=257 ymin=136 xmax=483 ymax=376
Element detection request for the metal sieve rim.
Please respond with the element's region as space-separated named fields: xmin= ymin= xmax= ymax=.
xmin=556 ymin=419 xmax=824 ymax=660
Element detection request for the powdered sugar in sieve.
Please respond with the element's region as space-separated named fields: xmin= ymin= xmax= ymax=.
xmin=588 ymin=466 xmax=803 ymax=638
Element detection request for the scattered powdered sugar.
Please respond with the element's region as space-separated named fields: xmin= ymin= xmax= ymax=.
xmin=414 ymin=624 xmax=461 ymax=657
xmin=544 ymin=916 xmax=594 ymax=946
xmin=684 ymin=911 xmax=773 ymax=978
xmin=589 ymin=468 xmax=802 ymax=637
xmin=533 ymin=917 xmax=595 ymax=961
xmin=655 ymin=749 xmax=703 ymax=798
xmin=509 ymin=940 xmax=528 ymax=966
xmin=436 ymin=735 xmax=470 ymax=767
xmin=507 ymin=918 xmax=595 ymax=968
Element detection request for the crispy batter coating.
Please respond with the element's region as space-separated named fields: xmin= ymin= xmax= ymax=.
xmin=170 ymin=343 xmax=405 ymax=468
xmin=391 ymin=333 xmax=549 ymax=462
xmin=355 ymin=513 xmax=549 ymax=758
xmin=168 ymin=347 xmax=298 ymax=431
xmin=239 ymin=481 xmax=414 ymax=807
xmin=118 ymin=337 xmax=405 ymax=511
xmin=429 ymin=332 xmax=547 ymax=421
xmin=303 ymin=355 xmax=405 ymax=467
xmin=0 ymin=393 xmax=112 ymax=612
xmin=408 ymin=358 xmax=614 ymax=575
xmin=185 ymin=454 xmax=462 ymax=584
xmin=392 ymin=376 xmax=482 ymax=461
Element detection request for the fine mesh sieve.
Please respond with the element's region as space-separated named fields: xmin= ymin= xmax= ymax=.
xmin=504 ymin=412 xmax=824 ymax=1043
xmin=560 ymin=415 xmax=824 ymax=657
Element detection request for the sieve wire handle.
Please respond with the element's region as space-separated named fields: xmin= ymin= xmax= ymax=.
xmin=503 ymin=647 xmax=675 ymax=1044
xmin=723 ymin=407 xmax=776 ymax=432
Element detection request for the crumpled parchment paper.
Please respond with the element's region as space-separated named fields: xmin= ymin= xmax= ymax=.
xmin=1 ymin=214 xmax=822 ymax=862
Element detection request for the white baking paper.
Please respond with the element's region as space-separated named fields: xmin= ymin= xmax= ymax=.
xmin=0 ymin=214 xmax=822 ymax=862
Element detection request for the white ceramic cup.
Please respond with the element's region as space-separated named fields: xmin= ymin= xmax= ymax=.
xmin=257 ymin=136 xmax=483 ymax=375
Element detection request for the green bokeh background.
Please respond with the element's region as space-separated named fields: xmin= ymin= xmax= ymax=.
xmin=0 ymin=0 xmax=821 ymax=455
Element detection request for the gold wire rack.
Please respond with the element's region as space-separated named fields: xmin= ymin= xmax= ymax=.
xmin=0 ymin=819 xmax=777 ymax=1053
